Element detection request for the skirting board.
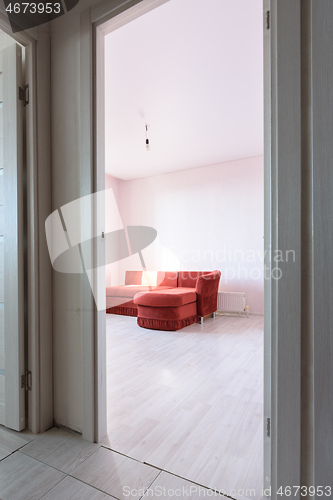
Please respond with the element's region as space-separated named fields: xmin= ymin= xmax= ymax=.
xmin=216 ymin=311 xmax=264 ymax=318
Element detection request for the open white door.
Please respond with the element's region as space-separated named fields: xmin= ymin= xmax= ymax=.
xmin=0 ymin=41 xmax=25 ymax=431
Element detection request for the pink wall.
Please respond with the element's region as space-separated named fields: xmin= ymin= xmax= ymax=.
xmin=106 ymin=155 xmax=264 ymax=313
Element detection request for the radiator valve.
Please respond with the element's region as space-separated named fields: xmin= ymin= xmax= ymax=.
xmin=245 ymin=305 xmax=250 ymax=318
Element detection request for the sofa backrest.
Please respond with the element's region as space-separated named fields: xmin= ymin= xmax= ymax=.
xmin=178 ymin=271 xmax=210 ymax=288
xmin=125 ymin=270 xmax=213 ymax=287
xmin=156 ymin=271 xmax=178 ymax=288
xmin=125 ymin=271 xmax=143 ymax=285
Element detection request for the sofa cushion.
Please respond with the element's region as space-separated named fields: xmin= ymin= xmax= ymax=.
xmin=156 ymin=271 xmax=178 ymax=288
xmin=106 ymin=296 xmax=137 ymax=308
xmin=107 ymin=285 xmax=151 ymax=298
xmin=134 ymin=287 xmax=196 ymax=307
xmin=125 ymin=271 xmax=143 ymax=286
xmin=106 ymin=285 xmax=172 ymax=299
xmin=178 ymin=271 xmax=210 ymax=288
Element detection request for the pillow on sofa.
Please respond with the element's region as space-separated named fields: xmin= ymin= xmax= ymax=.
xmin=156 ymin=271 xmax=178 ymax=288
xmin=178 ymin=271 xmax=209 ymax=288
xmin=142 ymin=271 xmax=157 ymax=286
xmin=125 ymin=271 xmax=143 ymax=285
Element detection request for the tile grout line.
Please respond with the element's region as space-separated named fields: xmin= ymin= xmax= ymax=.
xmin=138 ymin=470 xmax=163 ymax=500
xmin=14 ymin=435 xmax=119 ymax=498
xmin=67 ymin=473 xmax=119 ymax=499
xmin=37 ymin=475 xmax=69 ymax=500
xmin=38 ymin=472 xmax=118 ymax=500
xmin=66 ymin=443 xmax=233 ymax=499
xmin=17 ymin=443 xmax=101 ymax=477
xmin=11 ymin=445 xmax=238 ymax=500
xmin=0 ymin=436 xmax=40 ymax=462
xmin=66 ymin=444 xmax=160 ymax=499
xmin=65 ymin=443 xmax=102 ymax=474
xmin=4 ymin=447 xmax=116 ymax=500
xmin=100 ymin=443 xmax=155 ymax=465
xmin=143 ymin=462 xmax=234 ymax=499
xmin=99 ymin=443 xmax=235 ymax=499
xmin=17 ymin=447 xmax=70 ymax=473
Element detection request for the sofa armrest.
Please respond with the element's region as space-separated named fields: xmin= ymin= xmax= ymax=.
xmin=196 ymin=270 xmax=221 ymax=318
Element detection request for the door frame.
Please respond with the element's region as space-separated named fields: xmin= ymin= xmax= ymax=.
xmin=0 ymin=9 xmax=53 ymax=435
xmin=80 ymin=0 xmax=305 ymax=492
xmin=265 ymin=0 xmax=302 ymax=492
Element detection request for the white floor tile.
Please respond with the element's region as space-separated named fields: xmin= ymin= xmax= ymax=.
xmin=0 ymin=451 xmax=64 ymax=500
xmin=21 ymin=427 xmax=100 ymax=474
xmin=0 ymin=425 xmax=36 ymax=460
xmin=71 ymin=447 xmax=159 ymax=499
xmin=142 ymin=471 xmax=222 ymax=499
xmin=41 ymin=475 xmax=112 ymax=500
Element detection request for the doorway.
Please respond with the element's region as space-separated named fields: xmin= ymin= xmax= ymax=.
xmin=98 ymin=1 xmax=264 ymax=498
xmin=78 ymin=0 xmax=326 ymax=492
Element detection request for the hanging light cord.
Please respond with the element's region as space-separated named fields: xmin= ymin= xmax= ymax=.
xmin=145 ymin=125 xmax=150 ymax=151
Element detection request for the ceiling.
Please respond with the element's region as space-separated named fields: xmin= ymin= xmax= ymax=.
xmin=105 ymin=0 xmax=263 ymax=181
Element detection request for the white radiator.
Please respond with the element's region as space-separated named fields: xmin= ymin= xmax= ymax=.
xmin=217 ymin=292 xmax=246 ymax=314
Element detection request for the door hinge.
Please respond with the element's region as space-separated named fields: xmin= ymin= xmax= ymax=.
xmin=267 ymin=417 xmax=271 ymax=437
xmin=21 ymin=370 xmax=32 ymax=391
xmin=266 ymin=10 xmax=270 ymax=30
xmin=19 ymin=84 xmax=29 ymax=106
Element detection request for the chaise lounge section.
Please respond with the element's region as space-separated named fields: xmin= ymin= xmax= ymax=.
xmin=134 ymin=287 xmax=197 ymax=331
xmin=134 ymin=270 xmax=221 ymax=331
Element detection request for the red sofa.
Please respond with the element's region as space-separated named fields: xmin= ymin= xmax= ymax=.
xmin=106 ymin=270 xmax=221 ymax=331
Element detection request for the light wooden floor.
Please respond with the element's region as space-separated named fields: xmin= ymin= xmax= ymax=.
xmin=0 ymin=315 xmax=263 ymax=500
xmin=105 ymin=313 xmax=264 ymax=500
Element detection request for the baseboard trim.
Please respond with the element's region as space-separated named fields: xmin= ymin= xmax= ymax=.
xmin=216 ymin=311 xmax=264 ymax=318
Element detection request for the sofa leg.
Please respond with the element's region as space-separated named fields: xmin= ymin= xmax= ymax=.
xmin=212 ymin=312 xmax=216 ymax=319
xmin=199 ymin=317 xmax=203 ymax=325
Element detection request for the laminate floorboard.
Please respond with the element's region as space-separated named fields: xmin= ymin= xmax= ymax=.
xmin=105 ymin=314 xmax=264 ymax=500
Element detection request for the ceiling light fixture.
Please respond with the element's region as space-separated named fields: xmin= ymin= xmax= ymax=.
xmin=145 ymin=124 xmax=150 ymax=151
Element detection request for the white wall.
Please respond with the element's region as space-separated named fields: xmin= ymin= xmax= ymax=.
xmin=111 ymin=155 xmax=264 ymax=313
xmin=105 ymin=174 xmax=121 ymax=287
